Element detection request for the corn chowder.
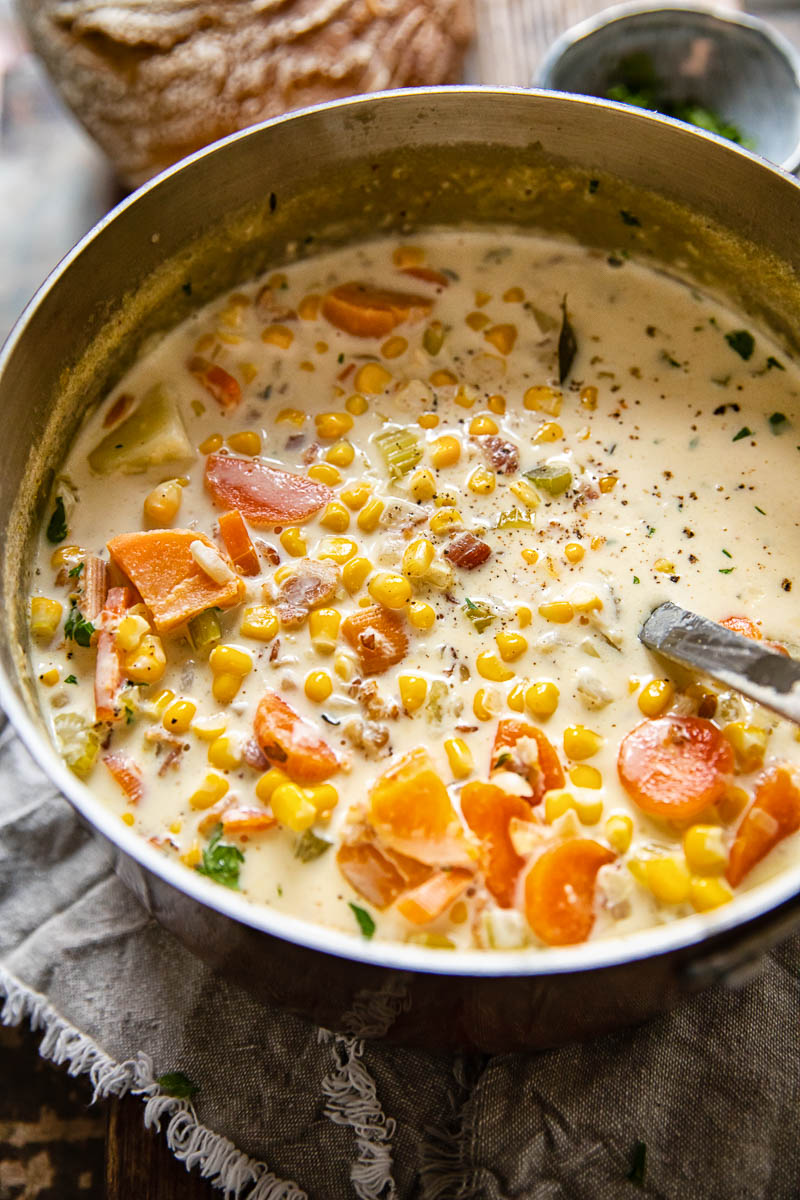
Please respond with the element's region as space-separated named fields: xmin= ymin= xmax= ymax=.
xmin=28 ymin=231 xmax=800 ymax=951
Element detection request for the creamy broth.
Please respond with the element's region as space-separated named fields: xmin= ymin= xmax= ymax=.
xmin=28 ymin=231 xmax=800 ymax=950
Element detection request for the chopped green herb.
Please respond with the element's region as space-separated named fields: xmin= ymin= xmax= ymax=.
xmin=755 ymin=505 xmax=766 ymax=515
xmin=627 ymin=1140 xmax=647 ymax=1186
xmin=719 ymin=567 xmax=734 ymax=574
xmin=619 ymin=210 xmax=640 ymax=227
xmin=766 ymin=356 xmax=785 ymax=371
xmin=722 ymin=549 xmax=732 ymax=558
xmin=337 ymin=352 xmax=345 ymax=364
xmin=261 ymin=384 xmax=272 ymax=400
xmin=646 ymin=526 xmax=656 ymax=537
xmin=633 ymin=576 xmax=640 ymax=585
xmin=725 ymin=330 xmax=754 ymax=360
xmin=46 ymin=497 xmax=68 ymax=544
xmin=157 ymin=1071 xmax=199 ymax=1101
xmin=769 ymin=412 xmax=787 ymax=432
xmin=64 ymin=604 xmax=95 ymax=648
xmin=588 ymin=178 xmax=599 ymax=194
xmin=68 ymin=562 xmax=84 ymax=579
xmin=349 ymin=902 xmax=376 ymax=939
xmin=525 ymin=463 xmax=572 ymax=496
xmin=557 ymin=295 xmax=578 ymax=384
xmin=294 ymin=830 xmax=332 ymax=863
xmin=64 ymin=675 xmax=78 ymax=685
xmin=181 ymin=281 xmax=192 ymax=297
xmin=732 ymin=426 xmax=752 ymax=442
xmin=494 ymin=751 xmax=512 ymax=768
xmin=463 ymin=598 xmax=495 ymax=633
xmin=196 ymin=824 xmax=244 ymax=889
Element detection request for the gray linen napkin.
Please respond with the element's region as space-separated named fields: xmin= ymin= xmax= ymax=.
xmin=1 ymin=712 xmax=799 ymax=1199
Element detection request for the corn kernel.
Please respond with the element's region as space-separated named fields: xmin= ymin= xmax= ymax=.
xmin=563 ymin=725 xmax=602 ymax=760
xmin=488 ymin=394 xmax=506 ymax=414
xmin=334 ymin=653 xmax=356 ymax=681
xmin=545 ymin=790 xmax=574 ymax=823
xmin=466 ymin=311 xmax=491 ymax=331
xmin=191 ymin=715 xmax=227 ymax=741
xmin=509 ymin=479 xmax=540 ymax=509
xmin=227 ymin=430 xmax=261 ymax=456
xmin=429 ymin=509 xmax=462 ymax=535
xmin=638 ymin=679 xmax=674 ymax=718
xmin=181 ymin=841 xmax=202 ymax=867
xmin=306 ymin=783 xmax=339 ymax=816
xmin=324 ymin=441 xmax=353 ymax=470
xmin=271 ymin=782 xmax=317 ymax=832
xmin=319 ymin=501 xmax=350 ymax=533
xmin=408 ymin=601 xmax=436 ymax=631
xmin=357 ymin=498 xmax=384 ymax=533
xmin=313 ymin=539 xmax=355 ymax=570
xmin=445 ymin=737 xmax=474 ymax=780
xmin=640 ymin=856 xmax=691 ymax=904
xmin=495 ymin=631 xmax=527 ymax=662
xmin=275 ymin=408 xmax=304 ymax=427
xmin=569 ymin=765 xmax=602 ymax=789
xmin=255 ymin=768 xmax=290 ymax=803
xmin=308 ymin=608 xmax=341 ymax=654
xmin=124 ymin=635 xmax=166 ymax=684
xmin=571 ymin=589 xmax=603 ymax=614
xmin=305 ymin=670 xmax=333 ymax=703
xmin=393 ymin=245 xmax=425 ymax=267
xmin=143 ymin=479 xmax=182 ymax=525
xmin=564 ymin=543 xmax=585 ymax=563
xmin=717 ymin=785 xmax=749 ymax=825
xmin=430 ymin=436 xmax=461 ymax=469
xmin=580 ymin=385 xmax=598 ymax=410
xmin=298 ymin=294 xmax=321 ymax=320
xmin=524 ymin=385 xmax=562 ymax=415
xmin=189 ymin=773 xmax=230 ymax=810
xmin=369 ymin=572 xmax=412 ymax=609
xmin=209 ymin=645 xmax=252 ymax=677
xmin=207 ymin=735 xmax=243 ymax=771
xmin=381 ymin=335 xmax=408 ymax=359
xmin=525 ymin=681 xmax=559 ymax=718
xmin=316 ymin=411 xmax=353 ymax=440
xmin=150 ymin=688 xmax=175 ymax=715
xmin=507 ymin=682 xmax=526 ymax=712
xmin=654 ymin=558 xmax=675 ymax=573
xmin=121 ymin=811 xmax=135 ymax=827
xmin=521 ymin=550 xmax=539 ymax=565
xmin=409 ymin=468 xmax=436 ymax=502
xmin=517 ymin=606 xmax=532 ymax=628
xmin=280 ymin=527 xmax=307 ymax=557
xmin=240 ymin=605 xmax=279 ymax=641
xmin=484 ymin=324 xmax=517 ymax=354
xmin=115 ymin=613 xmax=150 ymax=653
xmin=605 ymin=814 xmax=633 ymax=854
xmin=402 ymin=538 xmax=435 ymax=578
xmin=212 ymin=673 xmax=242 ymax=704
xmin=199 ymin=433 xmax=223 ymax=454
xmin=474 ymin=687 xmax=502 ymax=721
xmin=417 ymin=412 xmax=439 ymax=430
xmin=308 ymin=463 xmax=341 ymax=486
xmin=354 ymin=363 xmax=392 ymax=395
xmin=399 ymin=674 xmax=428 ymax=713
xmin=469 ymin=413 xmax=499 ymax=436
xmin=430 ymin=368 xmax=458 ymax=387
xmin=30 ymin=597 xmax=63 ymax=641
xmin=599 ymin=475 xmax=617 ymax=493
xmin=533 ymin=421 xmax=564 ymax=443
xmin=342 ymin=556 xmax=373 ymax=593
xmin=345 ymin=393 xmax=368 ymax=416
xmin=476 ymin=652 xmax=514 ymax=682
xmin=538 ymin=601 xmax=574 ymax=623
xmin=162 ymin=699 xmax=196 ymax=735
xmin=683 ymin=824 xmax=726 ymax=874
xmin=690 ymin=876 xmax=733 ymax=912
xmin=574 ymin=795 xmax=604 ymax=825
xmin=262 ymin=324 xmax=294 ymax=349
xmin=340 ymin=483 xmax=371 ymax=511
xmin=723 ymin=722 xmax=768 ymax=773
xmin=474 ymin=289 xmax=491 ymax=307
xmin=468 ymin=466 xmax=496 ymax=495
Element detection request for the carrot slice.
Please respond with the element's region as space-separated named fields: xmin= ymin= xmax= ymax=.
xmin=220 ymin=805 xmax=278 ymax=836
xmin=524 ymin=839 xmax=615 ymax=946
xmin=187 ymin=355 xmax=241 ymax=409
xmin=460 ymin=781 xmax=531 ymax=908
xmin=720 ymin=615 xmax=762 ymax=640
xmin=321 ymin=282 xmax=433 ymax=338
xmin=341 ymin=605 xmax=408 ymax=675
xmin=103 ymin=751 xmax=143 ymax=804
xmin=217 ymin=509 xmax=260 ymax=576
xmin=369 ymin=747 xmax=471 ymax=867
xmin=399 ymin=266 xmax=451 ymax=288
xmin=491 ymin=719 xmax=565 ymax=803
xmin=396 ymin=868 xmax=473 ymax=924
xmin=205 ymin=454 xmax=331 ymax=527
xmin=726 ymin=766 xmax=800 ymax=887
xmin=618 ymin=715 xmax=734 ymax=820
xmin=94 ymin=586 xmax=131 ymax=722
xmin=107 ymin=529 xmax=244 ymax=634
xmin=254 ymin=691 xmax=338 ymax=784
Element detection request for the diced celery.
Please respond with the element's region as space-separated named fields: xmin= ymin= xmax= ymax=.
xmin=462 ymin=598 xmax=495 ymax=633
xmin=373 ymin=427 xmax=423 ymax=479
xmin=496 ymin=506 xmax=534 ymax=530
xmin=294 ymin=830 xmax=332 ymax=862
xmin=54 ymin=712 xmax=100 ymax=778
xmin=525 ymin=463 xmax=573 ymax=495
xmin=188 ymin=608 xmax=222 ymax=651
xmin=88 ymin=384 xmax=194 ymax=475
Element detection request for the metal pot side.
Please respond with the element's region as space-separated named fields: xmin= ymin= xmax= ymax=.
xmin=3 ymin=88 xmax=800 ymax=1051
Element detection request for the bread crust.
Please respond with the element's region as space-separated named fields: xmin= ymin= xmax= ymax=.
xmin=19 ymin=0 xmax=473 ymax=185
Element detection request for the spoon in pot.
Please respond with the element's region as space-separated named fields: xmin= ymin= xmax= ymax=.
xmin=639 ymin=601 xmax=800 ymax=724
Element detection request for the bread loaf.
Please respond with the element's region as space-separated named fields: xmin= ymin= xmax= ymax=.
xmin=18 ymin=0 xmax=473 ymax=186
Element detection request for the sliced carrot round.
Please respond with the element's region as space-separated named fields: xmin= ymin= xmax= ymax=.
xmin=491 ymin=718 xmax=564 ymax=802
xmin=320 ymin=282 xmax=433 ymax=338
xmin=726 ymin=766 xmax=800 ymax=887
xmin=204 ymin=454 xmax=331 ymax=527
xmin=525 ymin=839 xmax=615 ymax=946
xmin=254 ymin=691 xmax=338 ymax=784
xmin=460 ymin=781 xmax=531 ymax=908
xmin=720 ymin=615 xmax=762 ymax=640
xmin=618 ymin=716 xmax=733 ymax=820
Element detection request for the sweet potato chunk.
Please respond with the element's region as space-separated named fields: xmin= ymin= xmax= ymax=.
xmin=205 ymin=454 xmax=331 ymax=526
xmin=321 ymin=282 xmax=433 ymax=338
xmin=396 ymin=868 xmax=473 ymax=924
xmin=254 ymin=691 xmax=338 ymax=784
xmin=107 ymin=529 xmax=244 ymax=634
xmin=461 ymin=781 xmax=532 ymax=908
xmin=368 ymin=747 xmax=471 ymax=867
xmin=336 ymin=841 xmax=430 ymax=909
xmin=218 ymin=509 xmax=260 ymax=576
xmin=342 ymin=605 xmax=408 ymax=674
xmin=727 ymin=766 xmax=800 ymax=887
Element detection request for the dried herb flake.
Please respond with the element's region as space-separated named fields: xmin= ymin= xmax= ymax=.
xmin=557 ymin=295 xmax=578 ymax=384
xmin=46 ymin=497 xmax=68 ymax=544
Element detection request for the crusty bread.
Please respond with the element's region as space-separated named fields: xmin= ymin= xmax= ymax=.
xmin=18 ymin=0 xmax=473 ymax=186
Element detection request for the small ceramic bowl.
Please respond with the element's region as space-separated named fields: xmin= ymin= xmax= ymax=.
xmin=536 ymin=2 xmax=800 ymax=172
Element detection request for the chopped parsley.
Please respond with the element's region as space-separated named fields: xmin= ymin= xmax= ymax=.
xmin=619 ymin=210 xmax=640 ymax=227
xmin=349 ymin=902 xmax=376 ymax=939
xmin=64 ymin=604 xmax=95 ymax=648
xmin=755 ymin=505 xmax=766 ymax=515
xmin=722 ymin=549 xmax=732 ymax=558
xmin=294 ymin=830 xmax=332 ymax=862
xmin=633 ymin=576 xmax=640 ymax=584
xmin=64 ymin=675 xmax=78 ymax=685
xmin=719 ymin=567 xmax=734 ymax=574
xmin=557 ymin=295 xmax=577 ymax=384
xmin=46 ymin=496 xmax=68 ymax=544
xmin=157 ymin=1071 xmax=199 ymax=1101
xmin=769 ymin=411 xmax=787 ymax=432
xmin=646 ymin=526 xmax=656 ymax=537
xmin=68 ymin=562 xmax=84 ymax=579
xmin=732 ymin=426 xmax=752 ymax=442
xmin=766 ymin=356 xmax=785 ymax=371
xmin=195 ymin=824 xmax=244 ymax=889
xmin=337 ymin=352 xmax=345 ymax=364
xmin=627 ymin=1141 xmax=647 ymax=1186
xmin=725 ymin=329 xmax=754 ymax=360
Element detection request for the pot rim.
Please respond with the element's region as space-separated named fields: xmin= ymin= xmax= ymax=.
xmin=4 ymin=85 xmax=800 ymax=979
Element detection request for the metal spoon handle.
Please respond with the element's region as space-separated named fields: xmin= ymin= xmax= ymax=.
xmin=639 ymin=601 xmax=800 ymax=725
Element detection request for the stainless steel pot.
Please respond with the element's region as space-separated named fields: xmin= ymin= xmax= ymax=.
xmin=3 ymin=88 xmax=800 ymax=1052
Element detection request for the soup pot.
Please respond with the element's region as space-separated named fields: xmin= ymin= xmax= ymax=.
xmin=3 ymin=88 xmax=800 ymax=1053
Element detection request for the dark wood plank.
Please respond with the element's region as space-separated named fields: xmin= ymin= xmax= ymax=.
xmin=106 ymin=1096 xmax=218 ymax=1200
